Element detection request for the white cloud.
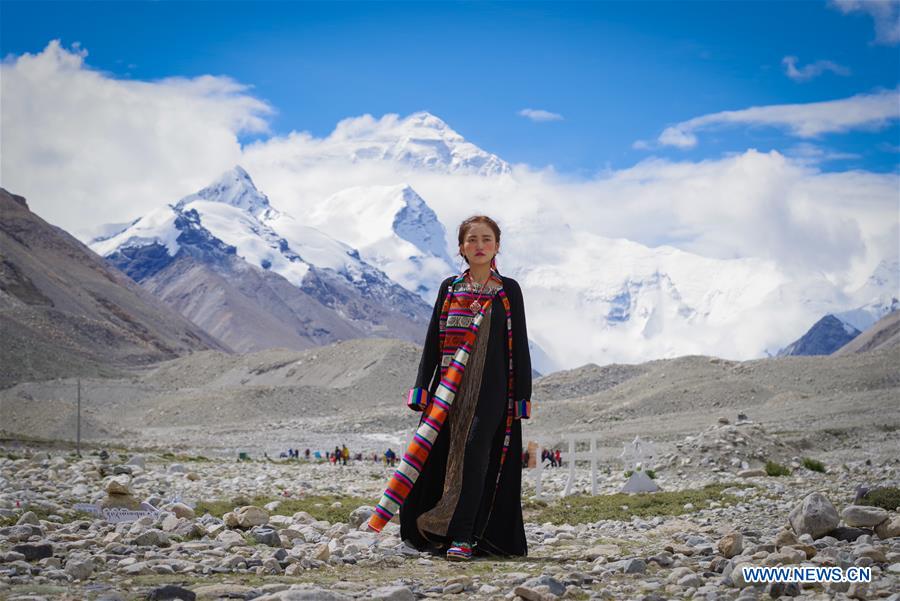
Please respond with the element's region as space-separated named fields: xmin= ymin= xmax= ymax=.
xmin=782 ymin=55 xmax=851 ymax=81
xmin=240 ymin=141 xmax=897 ymax=367
xmin=657 ymin=88 xmax=900 ymax=148
xmin=832 ymin=0 xmax=900 ymax=45
xmin=518 ymin=108 xmax=564 ymax=122
xmin=239 ymin=124 xmax=896 ymax=288
xmin=785 ymin=142 xmax=861 ymax=163
xmin=0 ymin=40 xmax=274 ymax=236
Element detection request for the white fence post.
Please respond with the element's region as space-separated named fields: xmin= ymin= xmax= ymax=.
xmin=531 ymin=433 xmax=605 ymax=498
xmin=563 ymin=436 xmax=575 ymax=497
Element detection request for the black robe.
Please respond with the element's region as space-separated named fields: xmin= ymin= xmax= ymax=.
xmin=399 ymin=275 xmax=531 ymax=556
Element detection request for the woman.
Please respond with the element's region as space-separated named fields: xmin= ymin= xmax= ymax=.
xmin=368 ymin=215 xmax=531 ymax=560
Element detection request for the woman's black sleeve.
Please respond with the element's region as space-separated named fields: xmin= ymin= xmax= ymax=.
xmin=407 ymin=277 xmax=451 ymax=410
xmin=509 ymin=279 xmax=532 ymax=418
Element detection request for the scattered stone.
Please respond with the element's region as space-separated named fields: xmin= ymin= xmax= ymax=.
xmin=148 ymin=585 xmax=197 ymax=601
xmin=718 ymin=531 xmax=743 ymax=558
xmin=847 ymin=582 xmax=868 ymax=600
xmin=666 ymin=567 xmax=695 ymax=583
xmin=623 ymin=558 xmax=647 ymax=574
xmin=731 ymin=562 xmax=754 ymax=588
xmin=235 ymin=505 xmax=268 ymax=528
xmin=788 ymin=492 xmax=839 ymax=539
xmin=513 ymin=585 xmax=552 ymax=601
xmin=842 ymin=505 xmax=890 ymax=528
xmin=774 ymin=528 xmax=798 ymax=548
xmin=586 ymin=544 xmax=621 ymax=560
xmin=349 ymin=505 xmax=375 ymax=528
xmin=12 ymin=543 xmax=52 ymax=562
xmin=768 ymin=581 xmax=801 ymax=597
xmin=313 ymin=542 xmax=329 ymax=562
xmin=132 ymin=529 xmax=168 ymax=547
xmin=216 ymin=530 xmax=245 ymax=548
xmin=192 ymin=584 xmax=257 ymax=599
xmin=167 ymin=503 xmax=195 ymax=520
xmin=105 ymin=474 xmax=133 ymax=495
xmin=64 ymin=555 xmax=94 ymax=581
xmin=15 ymin=511 xmax=40 ymax=526
xmin=875 ymin=516 xmax=900 ymax=540
xmin=443 ymin=582 xmax=465 ymax=594
xmin=126 ymin=455 xmax=146 ymax=469
xmin=677 ymin=573 xmax=703 ymax=588
xmin=368 ymin=585 xmax=415 ymax=601
xmin=738 ymin=469 xmax=767 ymax=478
xmin=829 ymin=526 xmax=872 ymax=542
xmin=855 ymin=545 xmax=886 ymax=562
xmin=251 ymin=527 xmax=281 ymax=547
xmin=523 ymin=575 xmax=565 ymax=596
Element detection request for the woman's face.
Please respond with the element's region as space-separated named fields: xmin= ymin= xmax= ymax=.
xmin=459 ymin=222 xmax=499 ymax=268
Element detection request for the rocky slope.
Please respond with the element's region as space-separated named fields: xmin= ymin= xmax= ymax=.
xmin=1 ymin=337 xmax=897 ymax=465
xmin=834 ymin=310 xmax=900 ymax=356
xmin=0 ymin=189 xmax=227 ymax=389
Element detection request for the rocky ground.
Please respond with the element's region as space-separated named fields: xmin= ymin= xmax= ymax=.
xmin=2 ymin=344 xmax=898 ymax=599
xmin=2 ymin=418 xmax=899 ymax=601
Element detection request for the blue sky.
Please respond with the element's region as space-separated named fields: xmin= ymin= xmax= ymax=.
xmin=2 ymin=0 xmax=898 ymax=175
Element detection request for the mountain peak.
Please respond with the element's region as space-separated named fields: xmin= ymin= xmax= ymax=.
xmin=403 ymin=111 xmax=454 ymax=134
xmin=176 ymin=166 xmax=273 ymax=217
xmin=330 ymin=112 xmax=511 ymax=176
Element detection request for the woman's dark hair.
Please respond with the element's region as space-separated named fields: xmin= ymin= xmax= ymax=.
xmin=457 ymin=215 xmax=501 ymax=265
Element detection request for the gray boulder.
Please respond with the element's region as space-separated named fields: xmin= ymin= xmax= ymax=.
xmin=842 ymin=505 xmax=889 ymax=528
xmin=348 ymin=505 xmax=375 ymax=528
xmin=65 ymin=554 xmax=94 ymax=581
xmin=789 ymin=493 xmax=839 ymax=539
xmin=368 ymin=585 xmax=415 ymax=601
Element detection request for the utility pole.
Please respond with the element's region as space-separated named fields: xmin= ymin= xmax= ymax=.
xmin=76 ymin=379 xmax=81 ymax=457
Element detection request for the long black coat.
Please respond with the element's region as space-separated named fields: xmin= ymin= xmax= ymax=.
xmin=399 ymin=275 xmax=531 ymax=556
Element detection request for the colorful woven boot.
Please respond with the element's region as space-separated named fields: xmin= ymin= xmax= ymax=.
xmin=446 ymin=540 xmax=473 ymax=561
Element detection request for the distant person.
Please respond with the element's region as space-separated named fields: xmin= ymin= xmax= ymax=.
xmin=304 ymin=449 xmax=310 ymax=461
xmin=522 ymin=450 xmax=530 ymax=469
xmin=554 ymin=449 xmax=561 ymax=468
xmin=368 ymin=215 xmax=531 ymax=561
xmin=384 ymin=448 xmax=396 ymax=466
xmin=341 ymin=445 xmax=350 ymax=465
xmin=333 ymin=446 xmax=341 ymax=466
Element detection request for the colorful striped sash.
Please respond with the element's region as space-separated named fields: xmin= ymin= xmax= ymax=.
xmin=367 ymin=295 xmax=495 ymax=533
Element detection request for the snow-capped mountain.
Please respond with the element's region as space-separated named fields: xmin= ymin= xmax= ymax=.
xmin=90 ymin=167 xmax=432 ymax=352
xmin=175 ymin=165 xmax=275 ymax=219
xmin=835 ymin=259 xmax=900 ymax=332
xmin=340 ymin=111 xmax=510 ymax=176
xmin=777 ymin=315 xmax=861 ymax=356
xmin=297 ymin=183 xmax=455 ymax=300
xmin=263 ymin=111 xmax=511 ymax=176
